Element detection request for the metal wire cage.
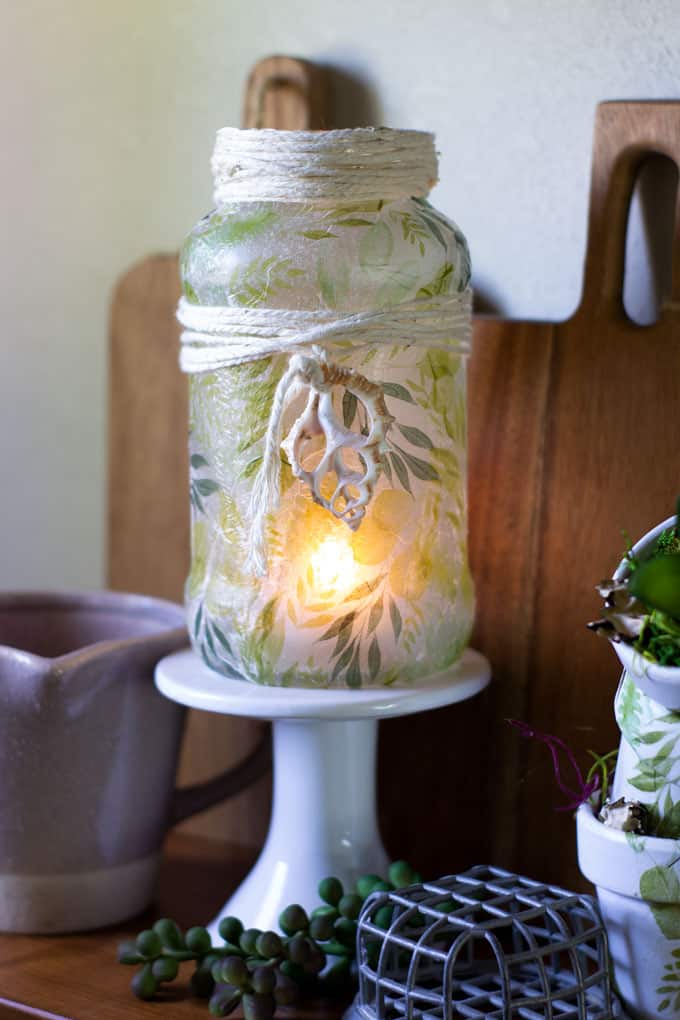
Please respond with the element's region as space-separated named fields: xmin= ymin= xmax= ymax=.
xmin=355 ymin=865 xmax=618 ymax=1020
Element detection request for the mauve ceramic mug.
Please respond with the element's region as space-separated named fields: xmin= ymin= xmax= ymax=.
xmin=0 ymin=591 xmax=269 ymax=933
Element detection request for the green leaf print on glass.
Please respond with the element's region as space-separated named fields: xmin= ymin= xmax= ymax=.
xmin=189 ymin=454 xmax=220 ymax=515
xmin=381 ymin=382 xmax=416 ymax=404
xmin=368 ymin=636 xmax=381 ymax=680
xmin=325 ymin=201 xmax=384 ymax=227
xmin=332 ymin=217 xmax=374 ymax=227
xmin=410 ymin=198 xmax=449 ymax=251
xmin=183 ymin=280 xmax=199 ymax=303
xmin=389 ymin=598 xmax=402 ymax=641
xmin=417 ymin=262 xmax=454 ymax=299
xmin=195 ymin=478 xmax=220 ymax=497
xmin=640 ymin=866 xmax=680 ymax=940
xmin=359 ymin=221 xmax=394 ymax=271
xmin=194 ymin=606 xmax=243 ymax=680
xmin=314 ymin=587 xmax=381 ymax=689
xmin=317 ymin=258 xmax=350 ymax=308
xmin=367 ymin=598 xmax=384 ymax=634
xmin=332 ymin=642 xmax=356 ymax=684
xmin=299 ymin=230 xmax=338 ymax=240
xmin=397 ymin=424 xmax=434 ymax=450
xmin=345 ymin=649 xmax=362 ymax=688
xmin=374 ymin=261 xmax=422 ymax=307
xmin=209 ymin=207 xmax=277 ymax=246
xmin=390 ymin=451 xmax=412 ymax=494
xmin=343 ymin=390 xmax=358 ymax=428
xmin=394 ymin=445 xmax=440 ymax=482
xmin=371 ymin=381 xmax=442 ymax=493
xmin=238 ymin=596 xmax=285 ymax=684
xmin=389 ymin=209 xmax=430 ymax=256
xmin=187 ymin=522 xmax=207 ymax=600
xmin=412 ymin=198 xmax=471 ymax=289
xmin=228 ymin=256 xmax=304 ymax=307
xmin=318 ymin=611 xmax=356 ymax=643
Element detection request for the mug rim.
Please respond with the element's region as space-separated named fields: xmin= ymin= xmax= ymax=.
xmin=0 ymin=589 xmax=187 ymax=660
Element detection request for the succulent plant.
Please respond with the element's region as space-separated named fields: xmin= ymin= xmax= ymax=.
xmin=589 ymin=502 xmax=680 ymax=667
xmin=118 ymin=860 xmax=422 ymax=1015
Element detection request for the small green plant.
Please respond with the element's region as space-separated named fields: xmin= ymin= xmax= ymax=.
xmin=118 ymin=861 xmax=421 ymax=1016
xmin=589 ymin=500 xmax=680 ymax=667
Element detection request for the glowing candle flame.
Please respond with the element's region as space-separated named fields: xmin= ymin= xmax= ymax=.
xmin=309 ymin=535 xmax=357 ymax=599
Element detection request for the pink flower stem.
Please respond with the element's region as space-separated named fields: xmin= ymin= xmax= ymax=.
xmin=508 ymin=719 xmax=600 ymax=811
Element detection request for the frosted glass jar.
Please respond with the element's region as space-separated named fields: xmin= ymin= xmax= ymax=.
xmin=179 ymin=128 xmax=474 ymax=688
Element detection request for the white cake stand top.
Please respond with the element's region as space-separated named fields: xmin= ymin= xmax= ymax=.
xmin=155 ymin=647 xmax=490 ymax=721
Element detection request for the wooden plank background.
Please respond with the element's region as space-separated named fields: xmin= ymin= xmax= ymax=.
xmin=109 ymin=67 xmax=680 ymax=891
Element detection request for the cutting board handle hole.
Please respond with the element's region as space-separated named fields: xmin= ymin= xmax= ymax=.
xmin=622 ymin=153 xmax=678 ymax=326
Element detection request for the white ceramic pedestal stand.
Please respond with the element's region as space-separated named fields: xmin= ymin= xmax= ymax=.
xmin=155 ymin=648 xmax=490 ymax=939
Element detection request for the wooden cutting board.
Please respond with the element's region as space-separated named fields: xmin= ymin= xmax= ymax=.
xmin=109 ymin=73 xmax=680 ymax=890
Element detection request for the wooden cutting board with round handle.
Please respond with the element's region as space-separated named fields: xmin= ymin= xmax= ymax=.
xmin=459 ymin=100 xmax=680 ymax=890
xmin=109 ymin=88 xmax=680 ymax=888
xmin=108 ymin=57 xmax=328 ymax=849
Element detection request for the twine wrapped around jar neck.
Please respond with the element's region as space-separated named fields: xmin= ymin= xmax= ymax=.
xmin=211 ymin=127 xmax=439 ymax=205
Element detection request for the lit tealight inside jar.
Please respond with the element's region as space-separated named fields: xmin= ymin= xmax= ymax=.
xmin=309 ymin=535 xmax=358 ymax=601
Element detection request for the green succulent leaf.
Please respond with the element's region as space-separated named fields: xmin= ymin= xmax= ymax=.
xmin=630 ymin=555 xmax=680 ymax=617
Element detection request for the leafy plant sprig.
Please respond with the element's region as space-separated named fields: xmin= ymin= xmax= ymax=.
xmin=118 ymin=861 xmax=421 ymax=1017
xmin=589 ymin=500 xmax=680 ymax=667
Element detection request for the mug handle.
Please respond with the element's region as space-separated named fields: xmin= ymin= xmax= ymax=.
xmin=169 ymin=726 xmax=271 ymax=825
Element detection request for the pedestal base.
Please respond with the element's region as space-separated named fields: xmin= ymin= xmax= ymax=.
xmin=155 ymin=649 xmax=490 ymax=934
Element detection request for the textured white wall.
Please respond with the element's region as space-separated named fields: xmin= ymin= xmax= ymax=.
xmin=1 ymin=0 xmax=679 ymax=587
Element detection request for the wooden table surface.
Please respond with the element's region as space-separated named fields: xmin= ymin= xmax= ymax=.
xmin=0 ymin=835 xmax=343 ymax=1020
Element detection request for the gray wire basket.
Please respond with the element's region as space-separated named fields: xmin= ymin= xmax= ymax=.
xmin=354 ymin=865 xmax=620 ymax=1020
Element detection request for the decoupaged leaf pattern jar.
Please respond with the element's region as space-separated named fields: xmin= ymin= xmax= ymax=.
xmin=178 ymin=128 xmax=474 ymax=688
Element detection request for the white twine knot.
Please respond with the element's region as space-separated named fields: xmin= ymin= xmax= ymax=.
xmin=245 ymin=345 xmax=329 ymax=576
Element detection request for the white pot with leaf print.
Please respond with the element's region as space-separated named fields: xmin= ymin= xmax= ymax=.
xmin=611 ymin=517 xmax=680 ymax=836
xmin=613 ymin=674 xmax=680 ymax=838
xmin=578 ymin=804 xmax=680 ymax=1020
xmin=577 ymin=515 xmax=680 ymax=1019
xmin=179 ymin=128 xmax=474 ymax=688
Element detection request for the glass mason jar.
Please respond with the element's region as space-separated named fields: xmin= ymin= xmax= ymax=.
xmin=179 ymin=128 xmax=474 ymax=688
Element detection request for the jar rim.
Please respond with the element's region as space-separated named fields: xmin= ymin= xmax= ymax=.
xmin=211 ymin=126 xmax=439 ymax=205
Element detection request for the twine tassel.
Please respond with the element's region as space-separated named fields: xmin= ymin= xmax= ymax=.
xmin=245 ymin=351 xmax=326 ymax=576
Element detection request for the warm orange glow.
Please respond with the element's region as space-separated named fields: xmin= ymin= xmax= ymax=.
xmin=309 ymin=535 xmax=357 ymax=599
